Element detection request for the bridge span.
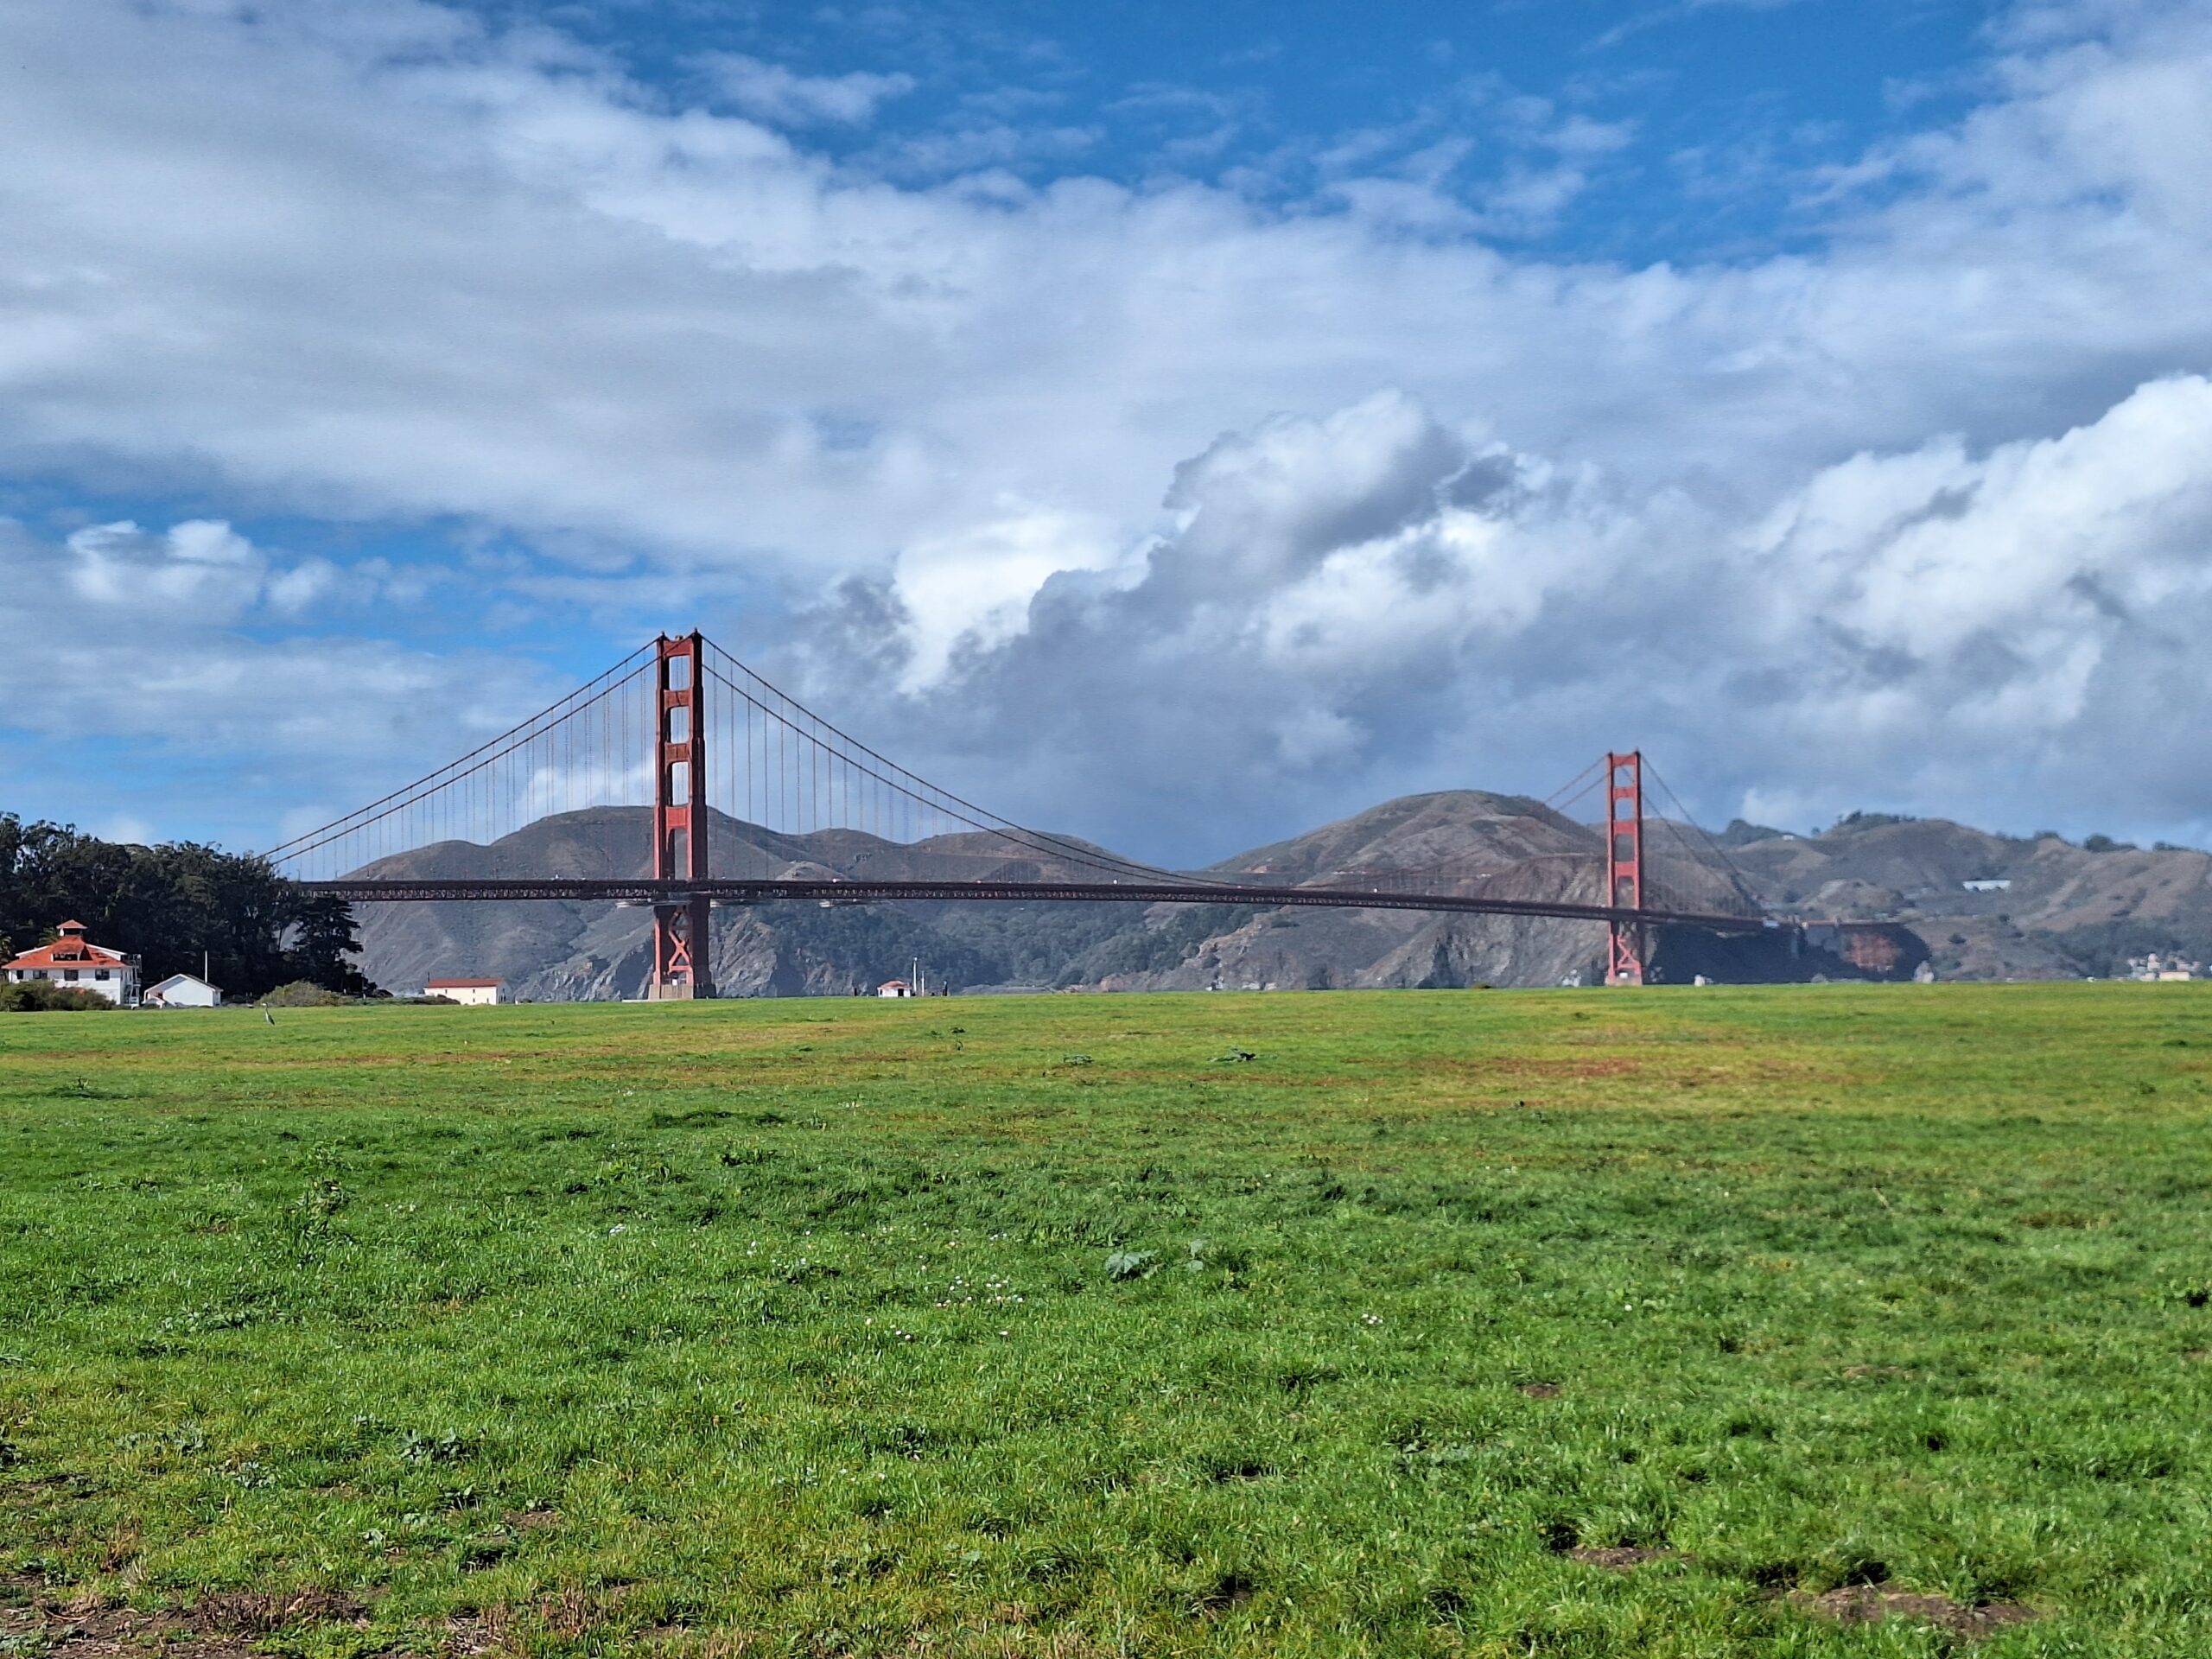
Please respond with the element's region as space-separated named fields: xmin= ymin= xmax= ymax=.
xmin=271 ymin=631 xmax=1783 ymax=996
xmin=300 ymin=875 xmax=1777 ymax=937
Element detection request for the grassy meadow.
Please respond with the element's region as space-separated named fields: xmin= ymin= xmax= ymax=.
xmin=2 ymin=984 xmax=2209 ymax=1656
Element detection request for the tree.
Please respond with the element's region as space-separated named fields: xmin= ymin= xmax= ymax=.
xmin=0 ymin=811 xmax=375 ymax=998
xmin=285 ymin=893 xmax=375 ymax=996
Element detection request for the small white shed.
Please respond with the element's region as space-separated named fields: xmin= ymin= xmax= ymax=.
xmin=143 ymin=973 xmax=221 ymax=1007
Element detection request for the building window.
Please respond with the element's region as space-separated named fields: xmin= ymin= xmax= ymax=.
xmin=96 ymin=969 xmax=110 ymax=981
xmin=63 ymin=969 xmax=79 ymax=982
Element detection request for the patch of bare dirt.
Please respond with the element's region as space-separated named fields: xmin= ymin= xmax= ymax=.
xmin=1205 ymin=1459 xmax=1274 ymax=1483
xmin=531 ymin=1587 xmax=623 ymax=1641
xmin=193 ymin=1588 xmax=368 ymax=1634
xmin=0 ymin=1573 xmax=261 ymax=1658
xmin=1190 ymin=1572 xmax=1256 ymax=1619
xmin=1564 ymin=1546 xmax=1685 ymax=1569
xmin=1516 ymin=1382 xmax=1562 ymax=1398
xmin=503 ymin=1507 xmax=563 ymax=1530
xmin=446 ymin=1611 xmax=509 ymax=1656
xmin=1789 ymin=1586 xmax=2037 ymax=1637
xmin=1842 ymin=1364 xmax=1913 ymax=1380
xmin=1478 ymin=1057 xmax=1644 ymax=1082
xmin=1 ymin=1474 xmax=98 ymax=1498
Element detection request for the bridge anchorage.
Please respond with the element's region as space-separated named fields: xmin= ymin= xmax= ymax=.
xmin=265 ymin=632 xmax=1783 ymax=996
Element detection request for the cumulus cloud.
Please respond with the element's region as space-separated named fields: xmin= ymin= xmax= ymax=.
xmin=1732 ymin=375 xmax=2212 ymax=824
xmin=787 ymin=375 xmax=2212 ymax=859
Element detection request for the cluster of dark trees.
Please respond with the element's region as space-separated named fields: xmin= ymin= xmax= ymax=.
xmin=0 ymin=813 xmax=374 ymax=999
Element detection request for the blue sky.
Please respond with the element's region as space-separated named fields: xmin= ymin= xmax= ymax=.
xmin=3 ymin=0 xmax=2210 ymax=863
xmin=469 ymin=0 xmax=1991 ymax=264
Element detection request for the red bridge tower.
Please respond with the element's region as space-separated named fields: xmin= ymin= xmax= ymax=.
xmin=1605 ymin=750 xmax=1645 ymax=987
xmin=650 ymin=632 xmax=714 ymax=999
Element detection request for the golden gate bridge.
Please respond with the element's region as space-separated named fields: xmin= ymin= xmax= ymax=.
xmin=270 ymin=632 xmax=1785 ymax=995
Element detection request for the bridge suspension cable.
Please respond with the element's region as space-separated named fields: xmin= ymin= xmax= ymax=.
xmin=696 ymin=641 xmax=1205 ymax=891
xmin=1639 ymin=758 xmax=1766 ymax=919
xmin=264 ymin=644 xmax=659 ymax=880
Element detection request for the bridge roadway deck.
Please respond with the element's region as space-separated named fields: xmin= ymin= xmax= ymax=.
xmin=301 ymin=877 xmax=1775 ymax=935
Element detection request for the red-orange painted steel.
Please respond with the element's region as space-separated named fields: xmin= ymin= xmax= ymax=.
xmin=651 ymin=632 xmax=715 ymax=997
xmin=302 ymin=875 xmax=1772 ymax=936
xmin=1605 ymin=750 xmax=1645 ymax=986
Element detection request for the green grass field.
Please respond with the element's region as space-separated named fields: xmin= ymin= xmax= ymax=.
xmin=3 ymin=985 xmax=2209 ymax=1657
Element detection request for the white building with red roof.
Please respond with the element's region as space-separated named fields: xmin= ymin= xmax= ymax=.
xmin=4 ymin=921 xmax=141 ymax=1005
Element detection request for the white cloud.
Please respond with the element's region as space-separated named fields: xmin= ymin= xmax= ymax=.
xmin=700 ymin=53 xmax=916 ymax=127
xmin=794 ymin=373 xmax=2212 ymax=857
xmin=0 ymin=513 xmax=561 ymax=848
xmin=888 ymin=505 xmax=1131 ymax=692
xmin=61 ymin=520 xmax=266 ymax=620
xmin=1745 ymin=375 xmax=2212 ymax=757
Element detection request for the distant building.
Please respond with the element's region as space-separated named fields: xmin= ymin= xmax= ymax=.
xmin=1961 ymin=879 xmax=2012 ymax=893
xmin=426 ymin=976 xmax=503 ymax=1006
xmin=3 ymin=921 xmax=140 ymax=1005
xmin=2126 ymin=953 xmax=2200 ymax=982
xmin=143 ymin=972 xmax=221 ymax=1008
xmin=877 ymin=978 xmax=911 ymax=998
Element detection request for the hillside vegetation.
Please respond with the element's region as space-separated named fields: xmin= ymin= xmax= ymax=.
xmin=3 ymin=985 xmax=2209 ymax=1656
xmin=346 ymin=798 xmax=2212 ymax=999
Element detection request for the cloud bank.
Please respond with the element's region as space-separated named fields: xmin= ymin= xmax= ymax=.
xmin=0 ymin=0 xmax=2208 ymax=855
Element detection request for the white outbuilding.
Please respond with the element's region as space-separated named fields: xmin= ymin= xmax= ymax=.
xmin=426 ymin=976 xmax=503 ymax=1006
xmin=142 ymin=972 xmax=222 ymax=1007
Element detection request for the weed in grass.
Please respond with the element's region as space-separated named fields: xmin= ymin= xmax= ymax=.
xmin=1103 ymin=1249 xmax=1157 ymax=1281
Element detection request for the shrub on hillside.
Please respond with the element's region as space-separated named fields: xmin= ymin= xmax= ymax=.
xmin=0 ymin=981 xmax=114 ymax=1012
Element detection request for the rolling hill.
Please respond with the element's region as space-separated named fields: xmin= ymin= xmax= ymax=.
xmin=344 ymin=797 xmax=2212 ymax=998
